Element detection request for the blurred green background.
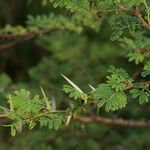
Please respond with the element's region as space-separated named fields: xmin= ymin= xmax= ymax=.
xmin=0 ymin=1 xmax=149 ymax=150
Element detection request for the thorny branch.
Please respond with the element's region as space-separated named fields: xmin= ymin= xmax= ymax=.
xmin=74 ymin=115 xmax=150 ymax=128
xmin=0 ymin=28 xmax=57 ymax=51
xmin=115 ymin=3 xmax=150 ymax=31
xmin=0 ymin=3 xmax=150 ymax=50
xmin=0 ymin=1 xmax=149 ymax=131
xmin=133 ymin=6 xmax=150 ymax=31
xmin=0 ymin=113 xmax=150 ymax=129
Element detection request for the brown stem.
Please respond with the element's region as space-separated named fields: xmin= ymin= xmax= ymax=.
xmin=109 ymin=3 xmax=150 ymax=31
xmin=133 ymin=7 xmax=150 ymax=31
xmin=0 ymin=114 xmax=150 ymax=128
xmin=0 ymin=32 xmax=35 ymax=51
xmin=74 ymin=115 xmax=150 ymax=128
xmin=0 ymin=28 xmax=57 ymax=51
xmin=0 ymin=40 xmax=19 ymax=50
xmin=124 ymin=83 xmax=133 ymax=90
xmin=115 ymin=3 xmax=132 ymax=14
xmin=115 ymin=4 xmax=150 ymax=31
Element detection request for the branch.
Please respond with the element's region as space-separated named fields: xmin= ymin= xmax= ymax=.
xmin=74 ymin=115 xmax=150 ymax=128
xmin=133 ymin=7 xmax=150 ymax=31
xmin=0 ymin=32 xmax=35 ymax=39
xmin=115 ymin=3 xmax=150 ymax=31
xmin=0 ymin=33 xmax=35 ymax=51
xmin=115 ymin=3 xmax=132 ymax=14
xmin=0 ymin=118 xmax=10 ymax=124
xmin=0 ymin=28 xmax=57 ymax=51
xmin=0 ymin=28 xmax=57 ymax=39
xmin=0 ymin=113 xmax=150 ymax=128
xmin=0 ymin=41 xmax=19 ymax=50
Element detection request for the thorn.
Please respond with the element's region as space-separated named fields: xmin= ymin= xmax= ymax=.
xmin=40 ymin=87 xmax=51 ymax=110
xmin=61 ymin=74 xmax=83 ymax=93
xmin=8 ymin=95 xmax=14 ymax=111
xmin=88 ymin=84 xmax=95 ymax=91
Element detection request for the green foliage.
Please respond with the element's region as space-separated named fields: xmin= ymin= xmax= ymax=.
xmin=1 ymin=64 xmax=147 ymax=135
xmin=8 ymin=89 xmax=44 ymax=118
xmin=27 ymin=13 xmax=83 ymax=33
xmin=92 ymin=66 xmax=131 ymax=111
xmin=111 ymin=15 xmax=140 ymax=41
xmin=0 ymin=24 xmax=27 ymax=35
xmin=130 ymin=83 xmax=150 ymax=105
xmin=3 ymin=89 xmax=67 ymax=136
xmin=120 ymin=32 xmax=150 ymax=64
xmin=0 ymin=11 xmax=100 ymax=36
xmin=43 ymin=0 xmax=89 ymax=11
xmin=63 ymin=85 xmax=88 ymax=101
xmin=39 ymin=113 xmax=63 ymax=130
xmin=142 ymin=62 xmax=150 ymax=77
xmin=62 ymin=75 xmax=88 ymax=103
xmin=0 ymin=2 xmax=149 ymax=150
xmin=120 ymin=0 xmax=138 ymax=8
xmin=107 ymin=66 xmax=132 ymax=91
xmin=93 ymin=84 xmax=127 ymax=112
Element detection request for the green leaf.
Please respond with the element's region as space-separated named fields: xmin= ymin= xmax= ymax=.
xmin=130 ymin=88 xmax=149 ymax=105
xmin=105 ymin=91 xmax=127 ymax=112
xmin=39 ymin=115 xmax=63 ymax=130
xmin=7 ymin=89 xmax=44 ymax=119
xmin=106 ymin=66 xmax=132 ymax=91
xmin=141 ymin=62 xmax=150 ymax=77
xmin=128 ymin=52 xmax=144 ymax=64
xmin=49 ymin=0 xmax=89 ymax=11
xmin=111 ymin=15 xmax=140 ymax=41
xmin=130 ymin=89 xmax=141 ymax=98
xmin=93 ymin=84 xmax=113 ymax=100
xmin=121 ymin=0 xmax=138 ymax=8
xmin=63 ymin=85 xmax=88 ymax=101
xmin=53 ymin=117 xmax=62 ymax=130
xmin=93 ymin=84 xmax=127 ymax=111
xmin=139 ymin=92 xmax=149 ymax=105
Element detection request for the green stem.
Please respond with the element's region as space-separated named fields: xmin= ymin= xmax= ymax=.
xmin=32 ymin=110 xmax=66 ymax=120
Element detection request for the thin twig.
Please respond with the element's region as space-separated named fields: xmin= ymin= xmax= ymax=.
xmin=143 ymin=0 xmax=150 ymax=25
xmin=0 ymin=40 xmax=19 ymax=50
xmin=0 ymin=5 xmax=149 ymax=51
xmin=0 ymin=32 xmax=35 ymax=51
xmin=114 ymin=3 xmax=150 ymax=31
xmin=0 ymin=114 xmax=150 ymax=128
xmin=0 ymin=28 xmax=57 ymax=51
xmin=115 ymin=3 xmax=132 ymax=14
xmin=32 ymin=110 xmax=66 ymax=120
xmin=74 ymin=115 xmax=150 ymax=128
xmin=133 ymin=6 xmax=150 ymax=31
